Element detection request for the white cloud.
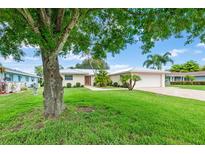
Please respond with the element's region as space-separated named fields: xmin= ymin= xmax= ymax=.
xmin=110 ymin=64 xmax=130 ymax=70
xmin=62 ymin=53 xmax=87 ymax=61
xmin=169 ymin=49 xmax=187 ymax=57
xmin=202 ymin=58 xmax=205 ymax=61
xmin=196 ymin=43 xmax=205 ymax=48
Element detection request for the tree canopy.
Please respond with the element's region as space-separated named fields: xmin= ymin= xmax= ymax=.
xmin=170 ymin=60 xmax=200 ymax=72
xmin=70 ymin=58 xmax=109 ymax=69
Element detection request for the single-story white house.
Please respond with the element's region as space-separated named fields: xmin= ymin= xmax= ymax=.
xmin=60 ymin=67 xmax=168 ymax=88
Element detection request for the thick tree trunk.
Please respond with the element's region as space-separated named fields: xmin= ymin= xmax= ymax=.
xmin=41 ymin=52 xmax=65 ymax=118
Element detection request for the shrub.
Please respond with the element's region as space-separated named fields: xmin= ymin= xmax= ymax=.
xmin=81 ymin=85 xmax=84 ymax=87
xmin=107 ymin=80 xmax=113 ymax=86
xmin=113 ymin=82 xmax=119 ymax=87
xmin=94 ymin=70 xmax=111 ymax=87
xmin=184 ymin=75 xmax=195 ymax=81
xmin=170 ymin=81 xmax=205 ymax=85
xmin=120 ymin=74 xmax=141 ymax=90
xmin=76 ymin=82 xmax=81 ymax=87
xmin=66 ymin=83 xmax=72 ymax=88
xmin=122 ymin=82 xmax=128 ymax=88
xmin=21 ymin=86 xmax=28 ymax=91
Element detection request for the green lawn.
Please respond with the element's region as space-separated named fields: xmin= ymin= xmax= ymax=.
xmin=171 ymin=85 xmax=205 ymax=91
xmin=1 ymin=88 xmax=205 ymax=144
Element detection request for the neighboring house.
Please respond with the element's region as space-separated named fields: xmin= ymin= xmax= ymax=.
xmin=166 ymin=71 xmax=205 ymax=82
xmin=60 ymin=69 xmax=96 ymax=87
xmin=60 ymin=67 xmax=168 ymax=88
xmin=0 ymin=66 xmax=39 ymax=87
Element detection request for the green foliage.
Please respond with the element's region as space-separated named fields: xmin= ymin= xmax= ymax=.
xmin=72 ymin=58 xmax=109 ymax=69
xmin=0 ymin=9 xmax=138 ymax=60
xmin=34 ymin=65 xmax=43 ymax=86
xmin=143 ymin=52 xmax=173 ymax=70
xmin=94 ymin=70 xmax=111 ymax=87
xmin=171 ymin=81 xmax=205 ymax=85
xmin=35 ymin=65 xmax=43 ymax=77
xmin=136 ymin=9 xmax=205 ymax=53
xmin=170 ymin=64 xmax=183 ymax=72
xmin=75 ymin=82 xmax=81 ymax=87
xmin=120 ymin=74 xmax=141 ymax=90
xmin=170 ymin=60 xmax=200 ymax=72
xmin=200 ymin=65 xmax=205 ymax=71
xmin=171 ymin=85 xmax=205 ymax=90
xmin=113 ymin=82 xmax=119 ymax=87
xmin=66 ymin=83 xmax=72 ymax=88
xmin=1 ymin=9 xmax=205 ymax=61
xmin=184 ymin=75 xmax=195 ymax=81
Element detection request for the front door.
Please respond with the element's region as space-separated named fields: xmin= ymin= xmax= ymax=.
xmin=85 ymin=76 xmax=91 ymax=86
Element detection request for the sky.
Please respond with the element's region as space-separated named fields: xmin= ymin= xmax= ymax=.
xmin=0 ymin=35 xmax=205 ymax=74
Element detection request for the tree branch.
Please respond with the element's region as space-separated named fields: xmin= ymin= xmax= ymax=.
xmin=56 ymin=9 xmax=65 ymax=32
xmin=39 ymin=8 xmax=51 ymax=26
xmin=56 ymin=9 xmax=80 ymax=53
xmin=17 ymin=9 xmax=40 ymax=34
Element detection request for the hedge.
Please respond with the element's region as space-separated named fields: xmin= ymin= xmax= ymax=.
xmin=170 ymin=81 xmax=205 ymax=85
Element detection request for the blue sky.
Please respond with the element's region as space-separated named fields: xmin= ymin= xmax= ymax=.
xmin=0 ymin=35 xmax=205 ymax=74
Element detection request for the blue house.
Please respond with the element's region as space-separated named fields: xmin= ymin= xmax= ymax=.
xmin=0 ymin=66 xmax=39 ymax=87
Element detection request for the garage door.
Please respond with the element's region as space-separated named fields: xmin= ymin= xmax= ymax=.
xmin=134 ymin=73 xmax=162 ymax=88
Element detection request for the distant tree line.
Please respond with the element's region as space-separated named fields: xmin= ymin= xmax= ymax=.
xmin=69 ymin=58 xmax=110 ymax=70
xmin=170 ymin=60 xmax=205 ymax=72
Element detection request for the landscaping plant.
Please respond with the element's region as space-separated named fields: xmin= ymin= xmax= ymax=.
xmin=120 ymin=74 xmax=141 ymax=90
xmin=94 ymin=70 xmax=111 ymax=87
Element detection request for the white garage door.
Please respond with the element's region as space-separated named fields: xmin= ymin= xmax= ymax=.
xmin=134 ymin=73 xmax=162 ymax=88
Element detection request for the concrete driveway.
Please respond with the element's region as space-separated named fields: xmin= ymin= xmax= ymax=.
xmin=136 ymin=87 xmax=205 ymax=101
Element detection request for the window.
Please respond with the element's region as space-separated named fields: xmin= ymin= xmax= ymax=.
xmin=26 ymin=76 xmax=29 ymax=82
xmin=5 ymin=73 xmax=13 ymax=81
xmin=18 ymin=75 xmax=22 ymax=82
xmin=31 ymin=77 xmax=34 ymax=82
xmin=65 ymin=75 xmax=73 ymax=80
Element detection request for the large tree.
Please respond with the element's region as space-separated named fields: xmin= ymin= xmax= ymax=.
xmin=0 ymin=9 xmax=137 ymax=117
xmin=1 ymin=9 xmax=205 ymax=117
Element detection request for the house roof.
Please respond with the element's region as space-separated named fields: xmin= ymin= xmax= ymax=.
xmin=4 ymin=67 xmax=39 ymax=78
xmin=167 ymin=71 xmax=205 ymax=77
xmin=60 ymin=69 xmax=96 ymax=75
xmin=60 ymin=67 xmax=168 ymax=76
xmin=109 ymin=67 xmax=169 ymax=75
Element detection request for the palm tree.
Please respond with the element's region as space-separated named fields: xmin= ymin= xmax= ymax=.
xmin=143 ymin=52 xmax=173 ymax=70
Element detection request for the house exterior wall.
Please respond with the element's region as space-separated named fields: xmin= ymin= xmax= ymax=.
xmin=62 ymin=74 xmax=85 ymax=87
xmin=132 ymin=73 xmax=164 ymax=88
xmin=0 ymin=72 xmax=38 ymax=87
xmin=166 ymin=75 xmax=205 ymax=82
xmin=91 ymin=75 xmax=95 ymax=86
xmin=110 ymin=72 xmax=165 ymax=88
xmin=110 ymin=74 xmax=123 ymax=85
xmin=62 ymin=74 xmax=96 ymax=87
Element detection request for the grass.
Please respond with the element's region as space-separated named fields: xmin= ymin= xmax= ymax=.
xmin=170 ymin=85 xmax=205 ymax=91
xmin=1 ymin=88 xmax=205 ymax=144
